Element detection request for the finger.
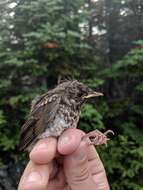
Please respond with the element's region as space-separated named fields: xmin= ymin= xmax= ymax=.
xmin=87 ymin=145 xmax=110 ymax=190
xmin=30 ymin=137 xmax=57 ymax=164
xmin=18 ymin=160 xmax=53 ymax=190
xmin=64 ymin=141 xmax=95 ymax=190
xmin=58 ymin=128 xmax=85 ymax=155
xmin=87 ymin=145 xmax=105 ymax=171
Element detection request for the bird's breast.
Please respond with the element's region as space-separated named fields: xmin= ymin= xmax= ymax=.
xmin=40 ymin=104 xmax=80 ymax=138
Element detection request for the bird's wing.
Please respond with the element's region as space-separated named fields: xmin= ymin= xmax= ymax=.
xmin=19 ymin=94 xmax=61 ymax=151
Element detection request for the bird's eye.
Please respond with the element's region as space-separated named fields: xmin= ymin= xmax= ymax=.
xmin=77 ymin=89 xmax=84 ymax=96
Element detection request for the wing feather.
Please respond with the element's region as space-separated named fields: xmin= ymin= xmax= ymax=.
xmin=19 ymin=94 xmax=61 ymax=151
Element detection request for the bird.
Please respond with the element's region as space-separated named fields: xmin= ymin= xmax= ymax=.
xmin=19 ymin=80 xmax=113 ymax=152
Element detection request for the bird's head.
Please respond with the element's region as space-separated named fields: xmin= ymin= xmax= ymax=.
xmin=62 ymin=80 xmax=103 ymax=105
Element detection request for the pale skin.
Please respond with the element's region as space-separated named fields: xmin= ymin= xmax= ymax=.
xmin=18 ymin=129 xmax=110 ymax=190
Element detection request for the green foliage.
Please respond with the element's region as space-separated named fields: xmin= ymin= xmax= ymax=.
xmin=80 ymin=104 xmax=105 ymax=132
xmin=98 ymin=135 xmax=143 ymax=190
xmin=0 ymin=110 xmax=6 ymax=125
xmin=0 ymin=0 xmax=143 ymax=189
xmin=98 ymin=40 xmax=143 ymax=189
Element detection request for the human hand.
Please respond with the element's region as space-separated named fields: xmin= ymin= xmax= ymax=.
xmin=18 ymin=129 xmax=110 ymax=190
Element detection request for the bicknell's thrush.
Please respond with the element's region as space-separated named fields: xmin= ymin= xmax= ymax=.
xmin=19 ymin=80 xmax=113 ymax=152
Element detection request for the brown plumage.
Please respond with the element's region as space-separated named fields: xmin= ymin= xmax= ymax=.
xmin=19 ymin=80 xmax=113 ymax=152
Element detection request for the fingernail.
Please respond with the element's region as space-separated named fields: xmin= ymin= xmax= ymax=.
xmin=59 ymin=136 xmax=71 ymax=145
xmin=33 ymin=143 xmax=47 ymax=151
xmin=25 ymin=171 xmax=42 ymax=183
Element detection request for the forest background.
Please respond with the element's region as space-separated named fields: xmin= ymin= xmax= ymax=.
xmin=0 ymin=0 xmax=143 ymax=189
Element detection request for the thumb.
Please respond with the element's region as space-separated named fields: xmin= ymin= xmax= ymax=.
xmin=64 ymin=141 xmax=95 ymax=190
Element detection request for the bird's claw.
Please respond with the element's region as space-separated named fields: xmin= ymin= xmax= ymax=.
xmin=82 ymin=129 xmax=114 ymax=146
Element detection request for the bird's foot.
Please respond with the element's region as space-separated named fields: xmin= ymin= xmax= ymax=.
xmin=82 ymin=129 xmax=114 ymax=146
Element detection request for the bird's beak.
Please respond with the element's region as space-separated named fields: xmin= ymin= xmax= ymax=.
xmin=82 ymin=91 xmax=103 ymax=99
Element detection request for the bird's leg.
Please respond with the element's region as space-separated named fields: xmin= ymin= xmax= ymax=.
xmin=82 ymin=129 xmax=114 ymax=146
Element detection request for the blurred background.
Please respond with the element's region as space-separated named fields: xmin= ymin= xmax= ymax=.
xmin=0 ymin=0 xmax=143 ymax=189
